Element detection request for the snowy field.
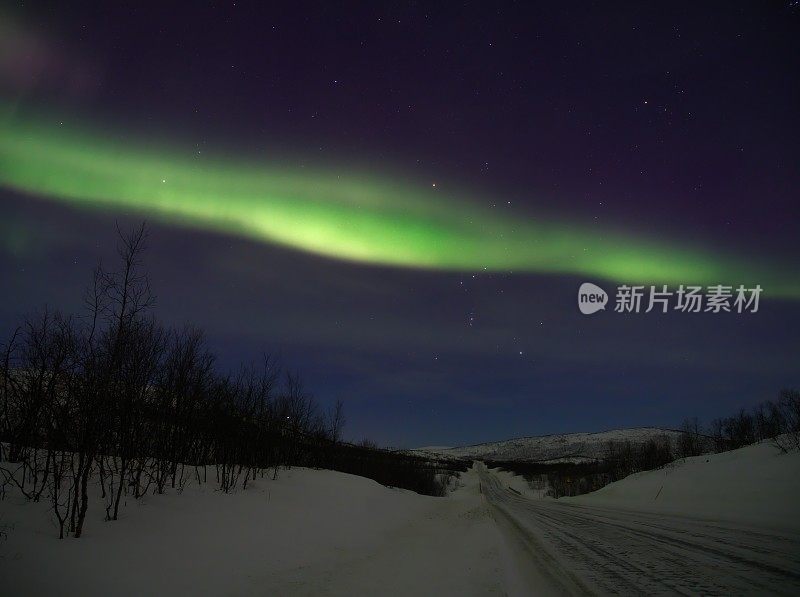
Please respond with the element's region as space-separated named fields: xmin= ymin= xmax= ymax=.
xmin=1 ymin=439 xmax=798 ymax=595
xmin=0 ymin=466 xmax=508 ymax=596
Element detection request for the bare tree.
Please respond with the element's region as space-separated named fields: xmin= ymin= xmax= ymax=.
xmin=329 ymin=399 xmax=346 ymax=444
xmin=0 ymin=222 xmax=455 ymax=539
xmin=774 ymin=389 xmax=800 ymax=453
xmin=677 ymin=417 xmax=703 ymax=458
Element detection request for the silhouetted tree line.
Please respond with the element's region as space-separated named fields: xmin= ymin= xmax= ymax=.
xmin=679 ymin=390 xmax=800 ymax=456
xmin=318 ymin=444 xmax=467 ymax=497
xmin=486 ymin=434 xmax=675 ymax=498
xmin=0 ymin=224 xmax=459 ymax=539
xmin=488 ymin=391 xmax=800 ymax=499
xmin=484 ymin=459 xmax=611 ymax=498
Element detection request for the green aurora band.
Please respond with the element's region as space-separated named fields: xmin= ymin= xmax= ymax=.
xmin=0 ymin=112 xmax=797 ymax=298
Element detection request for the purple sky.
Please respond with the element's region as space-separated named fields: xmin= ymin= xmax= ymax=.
xmin=2 ymin=1 xmax=798 ymax=446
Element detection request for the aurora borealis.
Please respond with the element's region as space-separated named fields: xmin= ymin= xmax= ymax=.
xmin=1 ymin=113 xmax=796 ymax=297
xmin=2 ymin=2 xmax=798 ymax=446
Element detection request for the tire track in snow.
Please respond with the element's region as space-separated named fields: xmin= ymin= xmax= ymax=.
xmin=477 ymin=464 xmax=800 ymax=595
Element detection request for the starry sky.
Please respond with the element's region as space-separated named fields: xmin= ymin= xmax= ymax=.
xmin=1 ymin=2 xmax=798 ymax=447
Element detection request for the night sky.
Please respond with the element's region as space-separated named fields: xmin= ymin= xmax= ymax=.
xmin=1 ymin=2 xmax=798 ymax=447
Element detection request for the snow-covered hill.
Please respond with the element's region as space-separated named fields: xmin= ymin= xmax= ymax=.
xmin=413 ymin=427 xmax=684 ymax=463
xmin=568 ymin=439 xmax=800 ymax=530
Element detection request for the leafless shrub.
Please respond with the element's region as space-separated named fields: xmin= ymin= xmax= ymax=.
xmin=0 ymin=223 xmax=448 ymax=538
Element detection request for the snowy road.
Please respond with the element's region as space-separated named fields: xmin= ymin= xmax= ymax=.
xmin=477 ymin=464 xmax=800 ymax=595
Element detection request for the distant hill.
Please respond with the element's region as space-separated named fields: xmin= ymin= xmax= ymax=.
xmin=413 ymin=427 xmax=684 ymax=463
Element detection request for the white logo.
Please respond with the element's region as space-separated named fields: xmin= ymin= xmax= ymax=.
xmin=578 ymin=282 xmax=608 ymax=315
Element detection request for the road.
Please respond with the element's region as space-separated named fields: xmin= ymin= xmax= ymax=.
xmin=476 ymin=463 xmax=800 ymax=595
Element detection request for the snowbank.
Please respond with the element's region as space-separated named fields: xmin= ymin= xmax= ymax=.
xmin=0 ymin=466 xmax=507 ymax=596
xmin=568 ymin=440 xmax=800 ymax=530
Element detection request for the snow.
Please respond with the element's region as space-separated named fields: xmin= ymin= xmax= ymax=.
xmin=2 ymin=440 xmax=797 ymax=595
xmin=414 ymin=427 xmax=683 ymax=462
xmin=478 ymin=461 xmax=800 ymax=594
xmin=567 ymin=439 xmax=800 ymax=530
xmin=485 ymin=467 xmax=549 ymax=500
xmin=0 ymin=466 xmax=509 ymax=596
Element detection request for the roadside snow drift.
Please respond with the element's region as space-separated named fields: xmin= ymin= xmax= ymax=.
xmin=568 ymin=439 xmax=800 ymax=530
xmin=0 ymin=466 xmax=507 ymax=596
